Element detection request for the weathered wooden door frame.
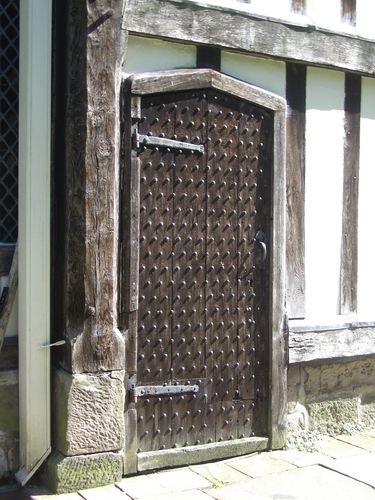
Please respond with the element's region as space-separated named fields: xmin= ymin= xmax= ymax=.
xmin=120 ymin=69 xmax=287 ymax=473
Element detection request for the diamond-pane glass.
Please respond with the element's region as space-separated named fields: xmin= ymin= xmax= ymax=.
xmin=0 ymin=1 xmax=19 ymax=243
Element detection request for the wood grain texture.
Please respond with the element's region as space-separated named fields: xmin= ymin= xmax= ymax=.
xmin=137 ymin=437 xmax=268 ymax=471
xmin=53 ymin=0 xmax=127 ymax=373
xmin=340 ymin=73 xmax=360 ymax=314
xmin=128 ymin=69 xmax=285 ymax=110
xmin=285 ymin=64 xmax=306 ymax=319
xmin=289 ymin=326 xmax=375 ymax=363
xmin=269 ymin=108 xmax=288 ymax=450
xmin=124 ymin=0 xmax=375 ymax=76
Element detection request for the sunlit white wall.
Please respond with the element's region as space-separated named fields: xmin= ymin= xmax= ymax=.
xmin=306 ymin=0 xmax=341 ymax=30
xmin=356 ymin=0 xmax=375 ymax=40
xmin=221 ymin=52 xmax=286 ymax=97
xmin=123 ymin=36 xmax=196 ymax=74
xmin=304 ymin=67 xmax=345 ymax=320
xmin=358 ymin=77 xmax=375 ymax=317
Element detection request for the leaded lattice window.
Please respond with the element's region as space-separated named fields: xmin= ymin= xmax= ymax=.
xmin=0 ymin=1 xmax=19 ymax=244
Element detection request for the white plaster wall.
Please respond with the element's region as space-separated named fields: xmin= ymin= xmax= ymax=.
xmin=356 ymin=0 xmax=375 ymax=40
xmin=304 ymin=67 xmax=345 ymax=320
xmin=248 ymin=0 xmax=290 ymax=17
xmin=221 ymin=52 xmax=286 ymax=98
xmin=306 ymin=0 xmax=341 ymax=30
xmin=123 ymin=36 xmax=196 ymax=74
xmin=358 ymin=77 xmax=375 ymax=318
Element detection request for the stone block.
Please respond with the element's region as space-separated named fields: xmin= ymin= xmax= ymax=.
xmin=304 ymin=358 xmax=375 ymax=402
xmin=52 ymin=369 xmax=125 ymax=456
xmin=307 ymin=398 xmax=359 ymax=433
xmin=41 ymin=450 xmax=123 ymax=494
xmin=360 ymin=393 xmax=375 ymax=427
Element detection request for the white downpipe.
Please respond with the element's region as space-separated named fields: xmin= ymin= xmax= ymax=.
xmin=17 ymin=0 xmax=52 ymax=484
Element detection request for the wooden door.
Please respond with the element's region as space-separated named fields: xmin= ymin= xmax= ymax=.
xmin=121 ymin=71 xmax=286 ymax=471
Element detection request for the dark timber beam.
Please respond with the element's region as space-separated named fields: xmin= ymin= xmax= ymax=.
xmin=286 ymin=63 xmax=306 ymax=319
xmin=52 ymin=0 xmax=127 ymax=373
xmin=123 ymin=0 xmax=375 ymax=76
xmin=196 ymin=46 xmax=221 ymax=71
xmin=340 ymin=73 xmax=361 ymax=314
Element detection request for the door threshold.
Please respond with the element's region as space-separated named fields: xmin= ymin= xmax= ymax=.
xmin=137 ymin=436 xmax=269 ymax=472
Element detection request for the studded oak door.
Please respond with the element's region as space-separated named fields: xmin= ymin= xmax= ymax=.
xmin=127 ymin=88 xmax=272 ymax=454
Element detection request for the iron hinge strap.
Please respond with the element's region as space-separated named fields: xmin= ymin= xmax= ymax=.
xmin=131 ymin=383 xmax=199 ymax=398
xmin=133 ymin=133 xmax=204 ymax=153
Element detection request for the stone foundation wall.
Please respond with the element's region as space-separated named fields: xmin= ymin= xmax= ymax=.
xmin=287 ymin=356 xmax=375 ymax=433
xmin=0 ymin=370 xmax=19 ymax=483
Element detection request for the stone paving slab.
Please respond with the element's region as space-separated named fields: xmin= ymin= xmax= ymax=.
xmin=28 ymin=492 xmax=81 ymax=500
xmin=191 ymin=462 xmax=249 ymax=484
xmin=270 ymin=448 xmax=335 ymax=468
xmin=116 ymin=475 xmax=171 ymax=498
xmin=318 ymin=436 xmax=370 ymax=459
xmin=365 ymin=428 xmax=375 ymax=438
xmin=322 ymin=451 xmax=375 ymax=488
xmin=133 ymin=490 xmax=213 ymax=500
xmin=336 ymin=433 xmax=375 ymax=452
xmin=25 ymin=485 xmax=81 ymax=500
xmin=227 ymin=452 xmax=296 ymax=478
xmin=150 ymin=468 xmax=212 ymax=492
xmin=203 ymin=464 xmax=375 ymax=500
xmin=78 ymin=484 xmax=128 ymax=499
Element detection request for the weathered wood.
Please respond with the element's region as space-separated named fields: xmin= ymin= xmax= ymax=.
xmin=340 ymin=73 xmax=360 ymax=314
xmin=137 ymin=437 xmax=269 ymax=471
xmin=124 ymin=0 xmax=375 ymax=76
xmin=125 ymin=311 xmax=137 ymax=374
xmin=123 ymin=406 xmax=137 ymax=475
xmin=269 ymin=108 xmax=287 ymax=450
xmin=341 ymin=0 xmax=356 ymax=26
xmin=285 ymin=64 xmax=306 ymax=319
xmin=289 ymin=326 xmax=375 ymax=363
xmin=128 ymin=69 xmax=285 ymax=110
xmin=0 ymin=243 xmax=18 ymax=354
xmin=52 ymin=0 xmax=127 ymax=373
xmin=121 ymin=157 xmax=140 ymax=313
xmin=122 ymin=68 xmax=287 ymax=455
xmin=196 ymin=45 xmax=221 ymax=71
xmin=0 ymin=246 xmax=15 ymax=276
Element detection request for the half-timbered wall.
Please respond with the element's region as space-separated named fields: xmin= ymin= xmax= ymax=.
xmin=0 ymin=0 xmax=375 ymax=488
xmin=121 ymin=5 xmax=375 ymax=433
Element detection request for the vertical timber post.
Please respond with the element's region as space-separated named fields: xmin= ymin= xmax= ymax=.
xmin=46 ymin=0 xmax=128 ymax=494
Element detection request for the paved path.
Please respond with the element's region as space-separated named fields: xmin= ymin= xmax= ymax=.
xmin=2 ymin=431 xmax=375 ymax=499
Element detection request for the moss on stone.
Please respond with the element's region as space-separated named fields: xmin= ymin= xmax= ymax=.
xmin=41 ymin=451 xmax=124 ymax=494
xmin=307 ymin=398 xmax=358 ymax=434
xmin=0 ymin=378 xmax=19 ymax=434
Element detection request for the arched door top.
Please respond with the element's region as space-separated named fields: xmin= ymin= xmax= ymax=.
xmin=124 ymin=68 xmax=285 ymax=112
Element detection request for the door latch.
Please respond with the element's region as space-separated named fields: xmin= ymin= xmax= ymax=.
xmin=255 ymin=229 xmax=267 ymax=268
